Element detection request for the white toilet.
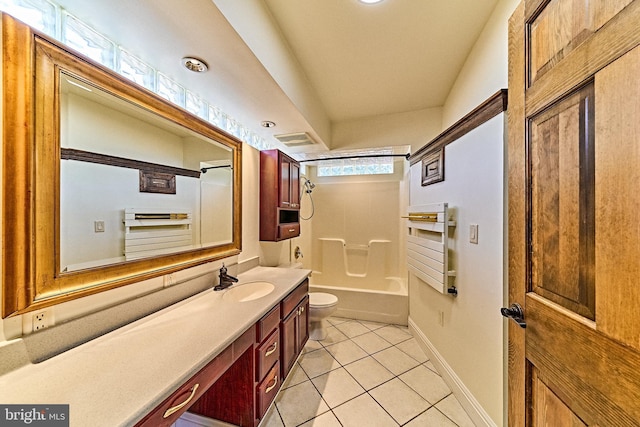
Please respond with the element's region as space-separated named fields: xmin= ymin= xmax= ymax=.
xmin=308 ymin=292 xmax=338 ymax=341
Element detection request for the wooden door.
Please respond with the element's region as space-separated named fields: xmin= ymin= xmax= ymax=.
xmin=507 ymin=0 xmax=640 ymax=425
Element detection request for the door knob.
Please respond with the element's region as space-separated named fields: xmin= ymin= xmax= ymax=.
xmin=500 ymin=303 xmax=526 ymax=328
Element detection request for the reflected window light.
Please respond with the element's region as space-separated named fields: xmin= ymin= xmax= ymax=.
xmin=118 ymin=48 xmax=155 ymax=91
xmin=63 ymin=12 xmax=115 ymax=69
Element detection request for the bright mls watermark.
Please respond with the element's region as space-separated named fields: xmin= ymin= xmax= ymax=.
xmin=0 ymin=405 xmax=68 ymax=426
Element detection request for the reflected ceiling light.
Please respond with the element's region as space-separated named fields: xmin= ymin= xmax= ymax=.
xmin=359 ymin=0 xmax=384 ymax=3
xmin=181 ymin=57 xmax=209 ymax=73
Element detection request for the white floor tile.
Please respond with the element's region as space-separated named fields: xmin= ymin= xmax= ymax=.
xmin=324 ymin=340 xmax=369 ymax=365
xmin=369 ymin=378 xmax=432 ymax=425
xmin=395 ymin=338 xmax=429 ymax=363
xmin=327 ymin=317 xmax=349 ymax=326
xmin=311 ymin=367 xmax=365 ymax=408
xmin=282 ymin=362 xmax=309 ymax=390
xmin=425 ymin=360 xmax=439 ymax=374
xmin=271 ymin=317 xmax=474 ymax=427
xmin=298 ymin=347 xmax=341 ymax=378
xmin=318 ymin=326 xmax=349 ymax=346
xmin=303 ymin=339 xmax=324 ymax=353
xmin=436 ymin=394 xmax=475 ymax=427
xmin=404 ymin=407 xmax=458 ymax=426
xmin=258 ymin=405 xmax=284 ymax=427
xmin=275 ymin=381 xmax=330 ymax=426
xmin=333 ymin=320 xmax=370 ymax=338
xmin=358 ymin=320 xmax=387 ymax=331
xmin=372 ymin=346 xmax=421 ymax=375
xmin=299 ymin=411 xmax=342 ymax=427
xmin=374 ymin=325 xmax=412 ymax=345
xmin=351 ymin=331 xmax=392 ymax=354
xmin=332 ymin=394 xmax=398 ymax=427
xmin=343 ymin=356 xmax=395 ymax=391
xmin=399 ymin=365 xmax=451 ymax=404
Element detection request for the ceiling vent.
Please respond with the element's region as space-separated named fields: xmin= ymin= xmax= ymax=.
xmin=274 ymin=132 xmax=317 ymax=147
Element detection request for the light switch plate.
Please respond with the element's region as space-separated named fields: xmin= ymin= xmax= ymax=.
xmin=94 ymin=220 xmax=105 ymax=232
xmin=469 ymin=224 xmax=478 ymax=244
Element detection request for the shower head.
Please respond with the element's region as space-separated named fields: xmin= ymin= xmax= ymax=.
xmin=303 ymin=178 xmax=315 ymax=193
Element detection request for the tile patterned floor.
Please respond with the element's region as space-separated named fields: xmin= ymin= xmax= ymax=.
xmin=260 ymin=317 xmax=475 ymax=427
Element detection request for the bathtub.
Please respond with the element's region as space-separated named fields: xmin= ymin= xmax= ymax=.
xmin=310 ymin=237 xmax=407 ymax=325
xmin=309 ymin=276 xmax=408 ymax=325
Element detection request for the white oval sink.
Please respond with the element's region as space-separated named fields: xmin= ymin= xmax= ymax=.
xmin=222 ymin=281 xmax=275 ymax=302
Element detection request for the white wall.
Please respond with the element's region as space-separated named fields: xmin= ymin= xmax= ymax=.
xmin=332 ymin=107 xmax=443 ymax=154
xmin=407 ymin=0 xmax=520 ymax=425
xmin=441 ymin=0 xmax=519 ymax=128
xmin=410 ymin=115 xmax=505 ymax=425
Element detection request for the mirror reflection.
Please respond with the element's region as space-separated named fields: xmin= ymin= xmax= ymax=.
xmin=59 ymin=74 xmax=234 ymax=273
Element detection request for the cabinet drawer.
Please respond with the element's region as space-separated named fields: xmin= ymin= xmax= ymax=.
xmin=135 ymin=345 xmax=233 ymax=427
xmin=257 ymin=304 xmax=280 ymax=343
xmin=256 ymin=362 xmax=281 ymax=420
xmin=281 ymin=279 xmax=309 ymax=317
xmin=256 ymin=328 xmax=280 ymax=381
xmin=278 ymin=223 xmax=300 ymax=240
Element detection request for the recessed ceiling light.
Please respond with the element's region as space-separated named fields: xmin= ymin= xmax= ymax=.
xmin=181 ymin=57 xmax=208 ymax=73
xmin=359 ymin=0 xmax=384 ymax=4
xmin=261 ymin=121 xmax=276 ymax=128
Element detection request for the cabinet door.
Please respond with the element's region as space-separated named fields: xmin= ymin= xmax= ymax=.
xmin=280 ymin=309 xmax=297 ymax=379
xmin=297 ymin=297 xmax=309 ymax=351
xmin=290 ymin=162 xmax=300 ymax=208
xmin=279 ymin=157 xmax=292 ymax=208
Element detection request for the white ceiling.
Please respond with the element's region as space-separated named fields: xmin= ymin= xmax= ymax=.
xmin=262 ymin=0 xmax=499 ymax=121
xmin=49 ymin=0 xmax=499 ymax=154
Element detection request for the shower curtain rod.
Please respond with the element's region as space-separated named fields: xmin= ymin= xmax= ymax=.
xmin=298 ymin=153 xmax=410 ymax=163
xmin=200 ymin=165 xmax=232 ymax=173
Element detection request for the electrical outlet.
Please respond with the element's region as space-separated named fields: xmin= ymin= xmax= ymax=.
xmin=163 ymin=273 xmax=175 ymax=288
xmin=32 ymin=310 xmax=53 ymax=332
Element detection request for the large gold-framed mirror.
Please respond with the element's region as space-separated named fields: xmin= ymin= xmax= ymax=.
xmin=2 ymin=14 xmax=242 ymax=318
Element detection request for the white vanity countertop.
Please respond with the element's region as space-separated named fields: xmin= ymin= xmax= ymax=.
xmin=0 ymin=266 xmax=310 ymax=426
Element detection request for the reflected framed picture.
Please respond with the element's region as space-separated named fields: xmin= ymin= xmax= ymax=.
xmin=140 ymin=170 xmax=177 ymax=194
xmin=421 ymin=147 xmax=444 ymax=186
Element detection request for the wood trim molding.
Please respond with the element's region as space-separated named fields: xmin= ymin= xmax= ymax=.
xmin=410 ymin=89 xmax=508 ymax=165
xmin=61 ymin=148 xmax=201 ymax=178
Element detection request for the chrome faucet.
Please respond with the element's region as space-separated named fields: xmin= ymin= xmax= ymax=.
xmin=214 ymin=264 xmax=238 ymax=291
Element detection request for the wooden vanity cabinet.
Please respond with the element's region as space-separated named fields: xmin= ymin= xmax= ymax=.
xmin=280 ymin=280 xmax=309 ymax=379
xmin=137 ymin=280 xmax=309 ymax=427
xmin=254 ymin=305 xmax=282 ymax=421
xmin=260 ymin=149 xmax=301 ymax=241
xmin=135 ymin=328 xmax=252 ymax=427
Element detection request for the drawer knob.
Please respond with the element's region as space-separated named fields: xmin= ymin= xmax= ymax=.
xmin=265 ymin=374 xmax=279 ymax=394
xmin=265 ymin=341 xmax=278 ymax=357
xmin=163 ymin=383 xmax=199 ymax=419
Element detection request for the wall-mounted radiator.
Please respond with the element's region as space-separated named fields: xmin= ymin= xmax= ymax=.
xmin=405 ymin=202 xmax=457 ymax=295
xmin=124 ymin=208 xmax=193 ymax=260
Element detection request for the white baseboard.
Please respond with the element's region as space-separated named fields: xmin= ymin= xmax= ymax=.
xmin=408 ymin=317 xmax=498 ymax=427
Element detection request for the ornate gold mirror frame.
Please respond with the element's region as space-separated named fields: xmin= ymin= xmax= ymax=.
xmin=2 ymin=14 xmax=242 ymax=317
